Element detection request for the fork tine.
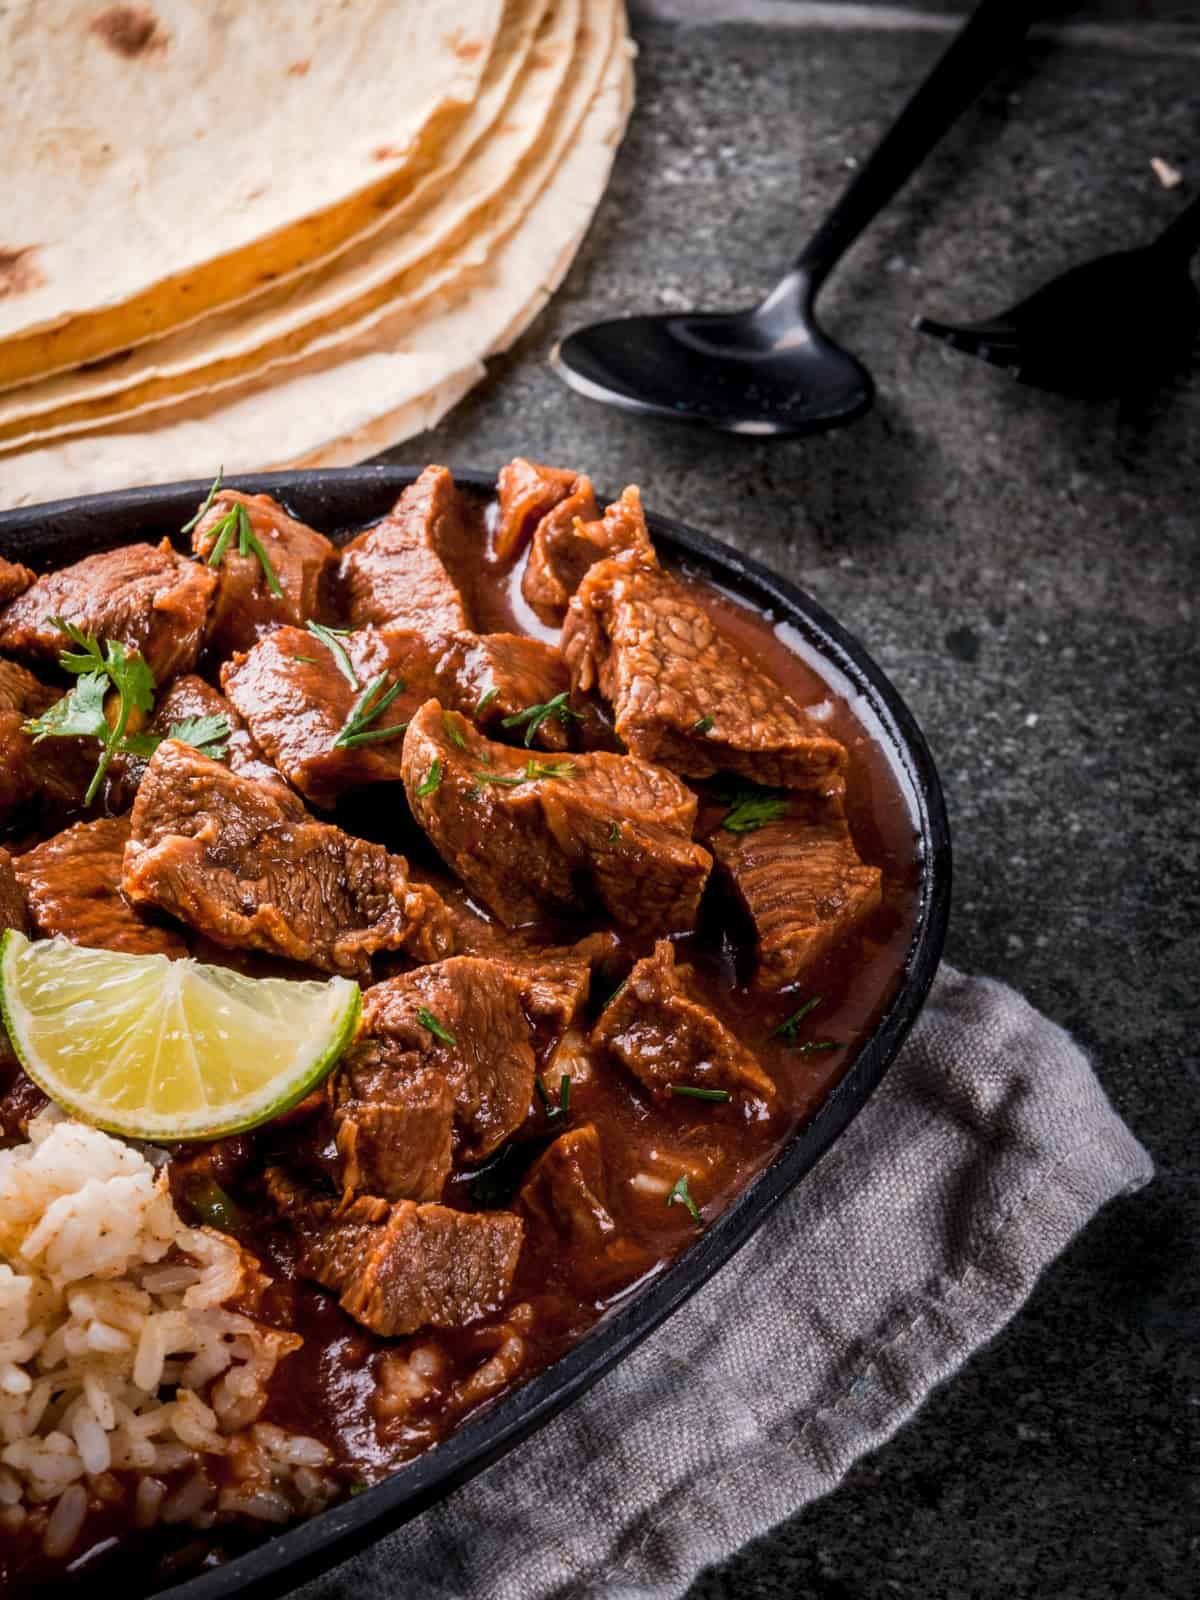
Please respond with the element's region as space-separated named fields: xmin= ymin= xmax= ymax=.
xmin=914 ymin=313 xmax=1021 ymax=345
xmin=913 ymin=315 xmax=1023 ymax=365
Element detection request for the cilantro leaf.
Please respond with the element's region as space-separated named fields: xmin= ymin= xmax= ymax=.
xmin=167 ymin=713 xmax=232 ymax=761
xmin=24 ymin=624 xmax=158 ymax=805
xmin=23 ymin=671 xmax=110 ymax=744
xmin=721 ymin=787 xmax=790 ymax=834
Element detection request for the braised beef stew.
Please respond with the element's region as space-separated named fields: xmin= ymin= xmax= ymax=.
xmin=0 ymin=462 xmax=927 ymax=1593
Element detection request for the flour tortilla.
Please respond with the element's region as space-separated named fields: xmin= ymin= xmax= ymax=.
xmin=0 ymin=28 xmax=633 ymax=507
xmin=0 ymin=0 xmax=584 ymax=449
xmin=0 ymin=0 xmax=503 ymax=387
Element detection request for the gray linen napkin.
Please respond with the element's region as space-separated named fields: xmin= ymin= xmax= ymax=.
xmin=299 ymin=964 xmax=1153 ymax=1600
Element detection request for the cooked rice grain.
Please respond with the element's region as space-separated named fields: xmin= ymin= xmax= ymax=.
xmin=0 ymin=1112 xmax=336 ymax=1557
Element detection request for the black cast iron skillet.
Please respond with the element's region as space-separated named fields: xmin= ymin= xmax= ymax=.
xmin=0 ymin=468 xmax=951 ymax=1600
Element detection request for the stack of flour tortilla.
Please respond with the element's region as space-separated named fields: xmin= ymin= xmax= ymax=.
xmin=0 ymin=0 xmax=634 ymax=507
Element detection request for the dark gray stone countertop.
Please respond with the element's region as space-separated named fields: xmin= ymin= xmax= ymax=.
xmin=381 ymin=6 xmax=1199 ymax=1596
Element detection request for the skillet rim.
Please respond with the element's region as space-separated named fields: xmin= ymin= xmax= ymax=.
xmin=0 ymin=467 xmax=951 ymax=1599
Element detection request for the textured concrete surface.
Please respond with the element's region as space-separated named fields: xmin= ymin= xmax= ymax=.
xmin=382 ymin=9 xmax=1199 ymax=1598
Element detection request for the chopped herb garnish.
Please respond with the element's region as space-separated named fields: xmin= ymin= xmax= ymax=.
xmin=169 ymin=712 xmax=232 ymax=761
xmin=203 ymin=500 xmax=283 ymax=598
xmin=292 ymin=654 xmax=319 ymax=665
xmin=771 ymin=996 xmax=821 ymax=1040
xmin=239 ymin=518 xmax=284 ymax=599
xmin=205 ymin=505 xmax=238 ymax=569
xmin=442 ymin=712 xmax=468 ymax=749
xmin=607 ymin=821 xmax=621 ymax=843
xmin=692 ymin=714 xmax=715 ymax=734
xmin=501 ymin=691 xmax=585 ymax=748
xmin=793 ymin=1040 xmax=840 ymax=1055
xmin=347 ymin=1483 xmax=369 ymax=1498
xmin=526 ymin=758 xmax=576 ymax=781
xmin=23 ymin=621 xmax=156 ymax=806
xmin=668 ymin=1084 xmax=732 ymax=1103
xmin=416 ymin=758 xmax=442 ymax=797
xmin=472 ymin=758 xmax=577 ymax=789
xmin=124 ymin=712 xmax=233 ymax=764
xmin=306 ymin=620 xmax=359 ymax=689
xmin=472 ymin=769 xmax=524 ymax=788
xmin=535 ymin=1073 xmax=571 ymax=1120
xmin=184 ymin=1175 xmax=245 ymax=1235
xmin=333 ymin=672 xmax=406 ymax=750
xmin=180 ymin=468 xmax=223 ymax=535
xmin=475 ymin=685 xmax=499 ymax=716
xmin=666 ymin=1173 xmax=702 ymax=1224
xmin=416 ymin=1007 xmax=456 ymax=1046
xmin=721 ymin=787 xmax=789 ymax=834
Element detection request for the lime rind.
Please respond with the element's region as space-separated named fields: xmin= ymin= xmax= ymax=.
xmin=0 ymin=931 xmax=361 ymax=1142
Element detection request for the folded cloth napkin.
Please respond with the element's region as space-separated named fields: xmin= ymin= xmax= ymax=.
xmin=298 ymin=964 xmax=1153 ymax=1600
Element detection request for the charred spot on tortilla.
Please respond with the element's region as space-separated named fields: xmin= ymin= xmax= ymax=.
xmin=453 ymin=36 xmax=486 ymax=60
xmin=374 ymin=145 xmax=405 ymax=163
xmin=0 ymin=248 xmax=44 ymax=300
xmin=89 ymin=5 xmax=167 ymax=59
xmin=287 ymin=60 xmax=311 ymax=77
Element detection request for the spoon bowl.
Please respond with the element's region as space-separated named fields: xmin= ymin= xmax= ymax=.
xmin=552 ymin=273 xmax=875 ymax=436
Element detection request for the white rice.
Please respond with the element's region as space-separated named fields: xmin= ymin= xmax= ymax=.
xmin=0 ymin=1111 xmax=338 ymax=1560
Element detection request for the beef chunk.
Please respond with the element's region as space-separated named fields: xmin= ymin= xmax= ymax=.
xmin=592 ymin=941 xmax=776 ymax=1103
xmin=150 ymin=673 xmax=296 ymax=798
xmin=0 ymin=849 xmax=27 ymax=935
xmin=0 ymin=557 xmax=35 ymax=607
xmin=491 ymin=931 xmax=618 ymax=1049
xmin=523 ymin=483 xmax=660 ymax=625
xmin=0 ymin=659 xmax=96 ymax=820
xmin=0 ymin=660 xmax=52 ymax=821
xmin=337 ymin=956 xmax=538 ymax=1186
xmin=708 ymin=792 xmax=882 ymax=989
xmin=16 ymin=815 xmax=188 ymax=957
xmin=0 ymin=1070 xmax=48 ymax=1139
xmin=517 ymin=1124 xmax=615 ymax=1248
xmin=333 ymin=1069 xmax=455 ymax=1205
xmin=191 ymin=489 xmax=336 ymax=659
xmin=432 ymin=631 xmax=573 ymax=751
xmin=494 ymin=457 xmax=580 ymax=563
xmin=222 ymin=627 xmax=427 ymax=809
xmin=223 ymin=624 xmax=574 ymax=810
xmin=267 ymin=1171 xmax=523 ymax=1337
xmin=339 ymin=466 xmax=473 ymax=633
xmin=111 ymin=672 xmax=300 ymax=813
xmin=122 ymin=738 xmax=452 ymax=978
xmin=0 ymin=540 xmax=216 ymax=682
xmin=563 ymin=559 xmax=847 ymax=790
xmin=402 ymin=701 xmax=711 ymax=935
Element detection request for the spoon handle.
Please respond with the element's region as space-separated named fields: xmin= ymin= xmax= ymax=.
xmin=793 ymin=0 xmax=1039 ymax=293
xmin=1152 ymin=191 xmax=1200 ymax=261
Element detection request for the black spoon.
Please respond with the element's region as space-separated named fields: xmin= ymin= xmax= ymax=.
xmin=552 ymin=0 xmax=1038 ymax=435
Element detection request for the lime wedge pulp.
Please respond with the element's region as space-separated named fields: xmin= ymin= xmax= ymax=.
xmin=0 ymin=932 xmax=361 ymax=1142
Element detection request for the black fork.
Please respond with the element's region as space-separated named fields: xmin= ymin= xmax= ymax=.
xmin=916 ymin=190 xmax=1200 ymax=396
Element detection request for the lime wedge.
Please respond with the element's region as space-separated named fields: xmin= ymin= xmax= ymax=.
xmin=0 ymin=932 xmax=361 ymax=1141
